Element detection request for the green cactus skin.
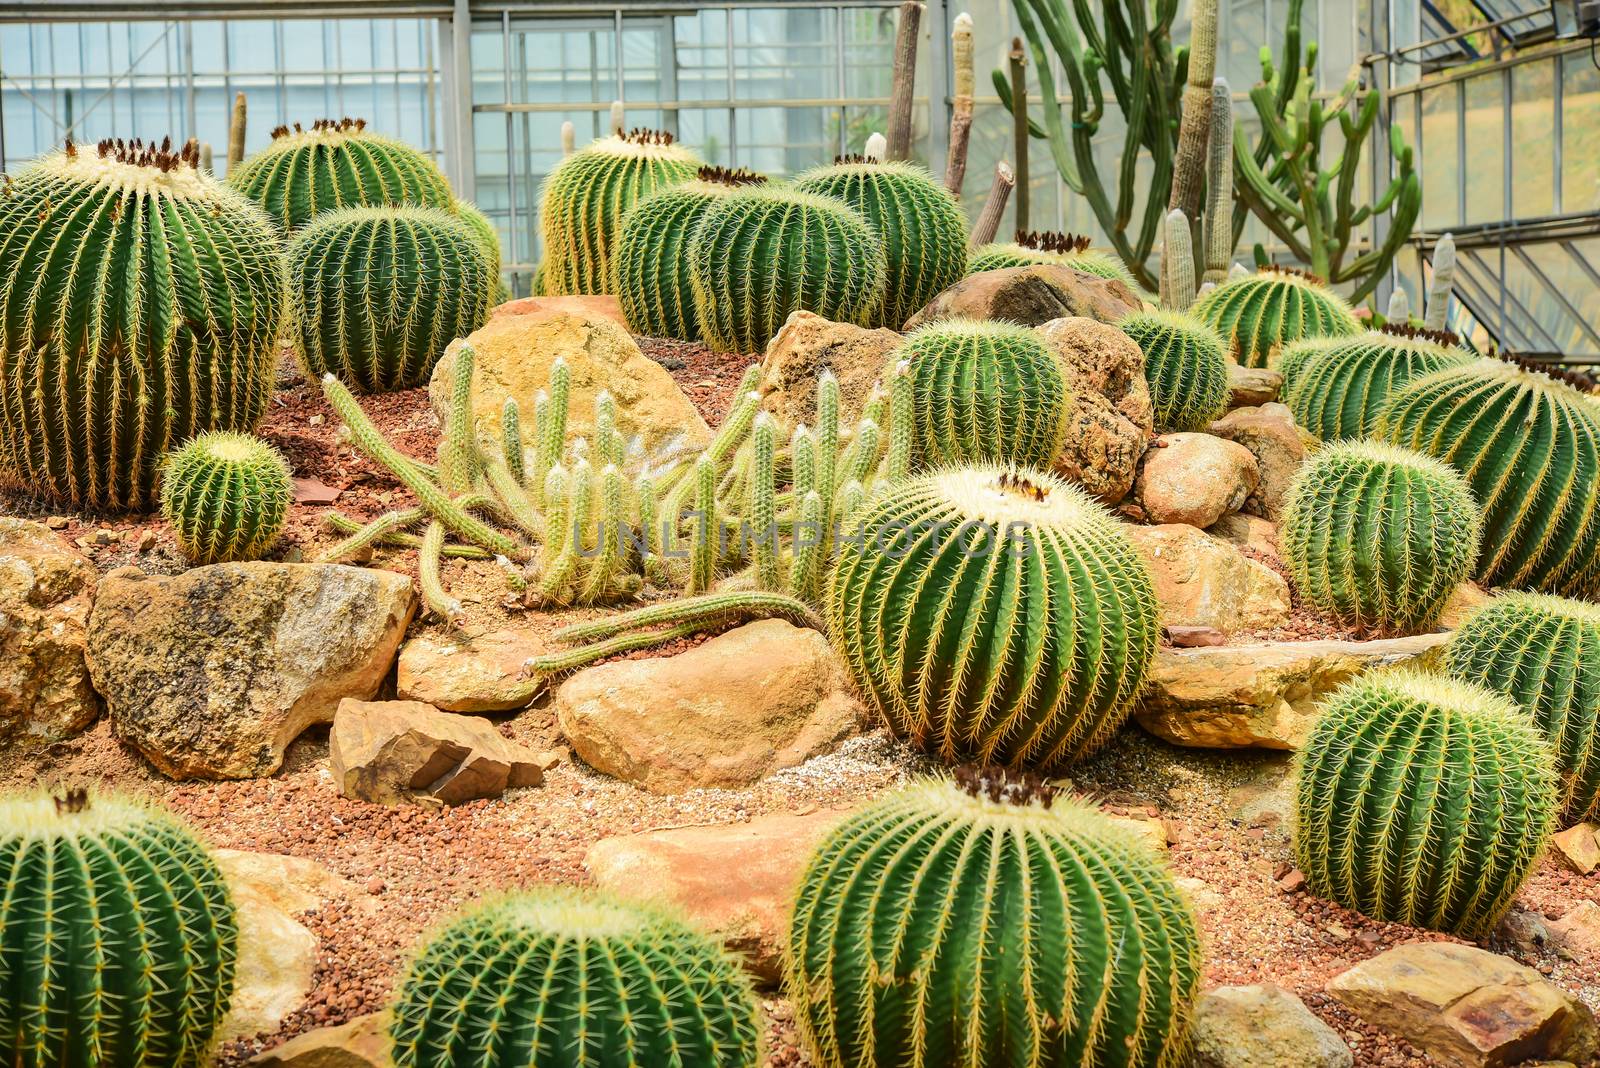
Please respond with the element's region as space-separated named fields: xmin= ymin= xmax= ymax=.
xmin=1292 ymin=670 xmax=1558 ymax=936
xmin=0 ymin=139 xmax=289 ymax=509
xmin=390 ymin=887 xmax=761 ymax=1068
xmin=1190 ymin=266 xmax=1359 ymax=368
xmin=290 ymin=205 xmax=493 ymax=392
xmin=228 ymin=117 xmax=454 ymax=231
xmin=539 ymin=129 xmax=702 ymax=296
xmin=689 ymin=185 xmax=887 ymax=354
xmin=160 ymin=431 xmax=293 ymax=564
xmin=1119 ymin=309 xmax=1230 ymax=432
xmin=793 ymin=158 xmax=968 ymax=329
xmin=1284 ymin=324 xmax=1473 ymax=441
xmin=0 ymin=791 xmax=238 ymax=1068
xmin=1280 ymin=441 xmax=1482 ymax=634
xmin=828 ymin=465 xmax=1159 ymax=768
xmin=786 ymin=773 xmax=1201 ymax=1068
xmin=454 ymin=199 xmax=505 ymax=304
xmin=967 ymin=229 xmax=1139 ymax=290
xmin=1376 ymin=357 xmax=1600 ymax=597
xmin=1444 ymin=591 xmax=1600 ymax=822
xmin=1274 ymin=335 xmax=1345 ymax=387
xmin=897 ymin=319 xmax=1072 ymax=470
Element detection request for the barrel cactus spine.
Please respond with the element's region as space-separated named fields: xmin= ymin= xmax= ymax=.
xmin=967 ymin=229 xmax=1140 ymax=289
xmin=160 ymin=432 xmax=294 ymax=563
xmin=454 ymin=199 xmax=509 ymax=304
xmin=1190 ymin=265 xmax=1360 ymax=368
xmin=1119 ymin=309 xmax=1231 ymax=432
xmin=1285 ymin=323 xmax=1473 ymax=440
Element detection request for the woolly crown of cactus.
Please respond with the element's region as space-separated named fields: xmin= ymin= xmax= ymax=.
xmin=967 ymin=228 xmax=1139 ymax=289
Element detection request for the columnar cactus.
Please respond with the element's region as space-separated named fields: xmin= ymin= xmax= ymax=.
xmin=967 ymin=229 xmax=1139 ymax=289
xmin=786 ymin=771 xmax=1201 ymax=1068
xmin=0 ymin=138 xmax=289 ymax=509
xmin=539 ymin=128 xmax=702 ymax=295
xmin=160 ymin=432 xmax=293 ymax=563
xmin=1119 ymin=309 xmax=1231 ymax=431
xmin=1444 ymin=592 xmax=1600 ymax=822
xmin=290 ymin=205 xmax=493 ymax=392
xmin=689 ymin=185 xmax=886 ymax=353
xmin=1284 ymin=324 xmax=1472 ymax=440
xmin=391 ymin=888 xmax=761 ymax=1068
xmin=1190 ymin=266 xmax=1359 ymax=368
xmin=0 ymin=790 xmax=237 ymax=1067
xmin=1293 ymin=671 xmax=1557 ymax=935
xmin=1376 ymin=356 xmax=1600 ymax=597
xmin=228 ymin=117 xmax=455 ymax=231
xmin=896 ymin=318 xmax=1072 ymax=469
xmin=793 ymin=157 xmax=968 ymax=328
xmin=828 ymin=465 xmax=1159 ymax=768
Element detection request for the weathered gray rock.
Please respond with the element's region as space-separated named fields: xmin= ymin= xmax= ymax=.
xmin=1037 ymin=316 xmax=1155 ymax=502
xmin=0 ymin=519 xmax=99 ymax=745
xmin=1192 ymin=983 xmax=1352 ymax=1067
xmin=1134 ymin=433 xmax=1259 ymax=527
xmin=757 ymin=310 xmax=900 ymax=429
xmin=1127 ymin=524 xmax=1291 ymax=636
xmin=395 ymin=627 xmax=556 ymax=712
xmin=903 ymin=263 xmax=1142 ymax=331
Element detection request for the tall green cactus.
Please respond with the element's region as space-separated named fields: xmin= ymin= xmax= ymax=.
xmin=391 ymin=887 xmax=761 ymax=1068
xmin=786 ymin=771 xmax=1201 ymax=1068
xmin=1376 ymin=357 xmax=1600 ymax=597
xmin=161 ymin=431 xmax=294 ymax=563
xmin=1190 ymin=266 xmax=1359 ymax=368
xmin=0 ymin=138 xmax=289 ymax=509
xmin=1444 ymin=592 xmax=1600 ymax=822
xmin=1281 ymin=440 xmax=1482 ymax=634
xmin=539 ymin=129 xmax=702 ymax=295
xmin=290 ymin=205 xmax=493 ymax=392
xmin=1292 ymin=670 xmax=1557 ymax=936
xmin=792 ymin=157 xmax=969 ymax=328
xmin=0 ymin=790 xmax=237 ymax=1067
xmin=967 ymin=229 xmax=1138 ymax=289
xmin=689 ymin=185 xmax=886 ymax=354
xmin=828 ymin=465 xmax=1159 ymax=768
xmin=1284 ymin=324 xmax=1472 ymax=440
xmin=228 ymin=117 xmax=454 ymax=231
xmin=1120 ymin=309 xmax=1230 ymax=432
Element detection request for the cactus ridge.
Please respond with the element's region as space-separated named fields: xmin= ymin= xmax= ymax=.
xmin=967 ymin=229 xmax=1139 ymax=289
xmin=1284 ymin=327 xmax=1473 ymax=441
xmin=613 ymin=176 xmax=748 ymax=340
xmin=160 ymin=431 xmax=293 ymax=563
xmin=1119 ymin=309 xmax=1231 ymax=432
xmin=1190 ymin=267 xmax=1360 ymax=368
xmin=454 ymin=199 xmax=505 ymax=301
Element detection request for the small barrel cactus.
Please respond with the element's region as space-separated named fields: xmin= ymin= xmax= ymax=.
xmin=0 ymin=138 xmax=289 ymax=509
xmin=1377 ymin=356 xmax=1600 ymax=597
xmin=228 ymin=117 xmax=455 ymax=231
xmin=290 ymin=205 xmax=493 ymax=392
xmin=613 ymin=165 xmax=766 ymax=341
xmin=1281 ymin=440 xmax=1482 ymax=634
xmin=1190 ymin=266 xmax=1360 ymax=368
xmin=690 ymin=185 xmax=886 ymax=353
xmin=391 ymin=887 xmax=761 ymax=1068
xmin=828 ymin=465 xmax=1159 ymax=768
xmin=793 ymin=157 xmax=968 ymax=328
xmin=1444 ymin=591 xmax=1600 ymax=822
xmin=161 ymin=431 xmax=294 ymax=563
xmin=967 ymin=229 xmax=1139 ymax=289
xmin=1119 ymin=309 xmax=1231 ymax=432
xmin=1293 ymin=670 xmax=1557 ymax=935
xmin=0 ymin=790 xmax=237 ymax=1067
xmin=896 ymin=318 xmax=1072 ymax=469
xmin=539 ymin=128 xmax=703 ymax=295
xmin=787 ymin=770 xmax=1201 ymax=1068
xmin=1285 ymin=324 xmax=1473 ymax=440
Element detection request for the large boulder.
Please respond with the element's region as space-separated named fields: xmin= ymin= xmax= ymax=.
xmin=1127 ymin=524 xmax=1291 ymax=636
xmin=87 ymin=563 xmax=415 ymax=780
xmin=903 ymin=263 xmax=1142 ymax=331
xmin=1191 ymin=984 xmax=1352 ymax=1068
xmin=1209 ymin=403 xmax=1315 ymax=522
xmin=757 ymin=310 xmax=901 ymax=429
xmin=395 ymin=626 xmax=556 ymax=712
xmin=555 ymin=619 xmax=863 ymax=793
xmin=1037 ymin=316 xmax=1155 ymax=503
xmin=1134 ymin=433 xmax=1259 ymax=528
xmin=0 ymin=519 xmax=99 ymax=745
xmin=250 ymin=1012 xmax=393 ymax=1067
xmin=431 ymin=310 xmax=710 ymax=458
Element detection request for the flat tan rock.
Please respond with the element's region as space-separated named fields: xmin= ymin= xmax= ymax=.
xmin=1227 ymin=362 xmax=1283 ymax=408
xmin=0 ymin=519 xmax=99 ymax=745
xmin=251 ymin=1011 xmax=393 ymax=1067
xmin=1551 ymin=823 xmax=1600 ymax=874
xmin=1208 ymin=513 xmax=1280 ymax=559
xmin=1127 ymin=524 xmax=1291 ymax=636
xmin=1192 ymin=983 xmax=1352 ymax=1067
xmin=757 ymin=310 xmax=900 ymax=429
xmin=395 ymin=627 xmax=555 ymax=712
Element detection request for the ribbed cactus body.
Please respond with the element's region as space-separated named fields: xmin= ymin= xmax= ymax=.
xmin=793 ymin=159 xmax=968 ymax=328
xmin=1285 ymin=325 xmax=1472 ymax=440
xmin=1274 ymin=336 xmax=1343 ymax=385
xmin=391 ymin=888 xmax=761 ymax=1068
xmin=897 ymin=319 xmax=1072 ymax=468
xmin=454 ymin=199 xmax=506 ymax=303
xmin=690 ymin=186 xmax=886 ymax=353
xmin=290 ymin=205 xmax=493 ymax=392
xmin=787 ymin=775 xmax=1201 ymax=1068
xmin=967 ymin=230 xmax=1139 ymax=289
xmin=539 ymin=130 xmax=702 ymax=295
xmin=828 ymin=466 xmax=1160 ymax=768
xmin=1281 ymin=441 xmax=1482 ymax=634
xmin=1293 ymin=671 xmax=1557 ymax=935
xmin=0 ymin=792 xmax=237 ymax=1067
xmin=1119 ymin=309 xmax=1231 ymax=432
xmin=1444 ymin=592 xmax=1600 ymax=822
xmin=1190 ymin=267 xmax=1359 ymax=368
xmin=228 ymin=118 xmax=454 ymax=231
xmin=161 ymin=432 xmax=293 ymax=563
xmin=1376 ymin=358 xmax=1600 ymax=597
xmin=0 ymin=141 xmax=288 ymax=509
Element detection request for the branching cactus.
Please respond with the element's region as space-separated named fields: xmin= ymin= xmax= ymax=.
xmin=786 ymin=771 xmax=1201 ymax=1068
xmin=160 ymin=432 xmax=293 ymax=563
xmin=967 ymin=229 xmax=1139 ymax=289
xmin=1292 ymin=671 xmax=1557 ymax=936
xmin=391 ymin=888 xmax=761 ymax=1068
xmin=828 ymin=465 xmax=1159 ymax=768
xmin=1190 ymin=265 xmax=1359 ymax=368
xmin=1284 ymin=324 xmax=1472 ymax=440
xmin=1444 ymin=592 xmax=1600 ymax=822
xmin=0 ymin=138 xmax=289 ymax=509
xmin=1120 ymin=309 xmax=1230 ymax=432
xmin=1281 ymin=441 xmax=1482 ymax=634
xmin=0 ymin=790 xmax=237 ymax=1067
xmin=228 ymin=117 xmax=454 ymax=231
